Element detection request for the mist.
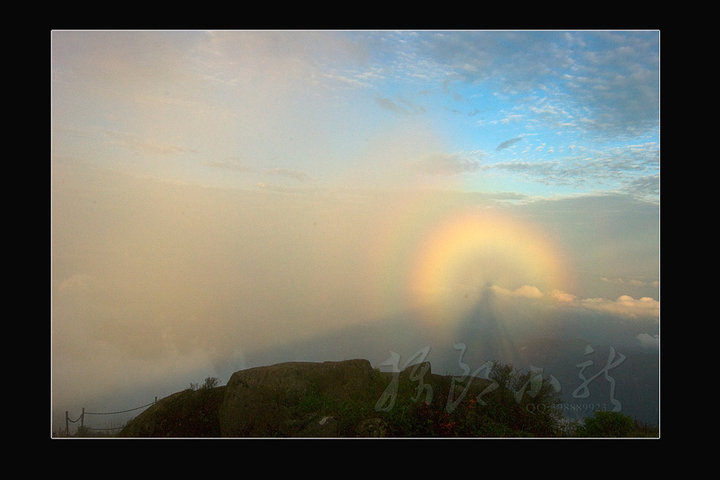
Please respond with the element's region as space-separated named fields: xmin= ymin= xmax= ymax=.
xmin=51 ymin=158 xmax=659 ymax=431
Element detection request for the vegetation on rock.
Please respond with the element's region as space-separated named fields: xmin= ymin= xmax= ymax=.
xmin=116 ymin=360 xmax=658 ymax=438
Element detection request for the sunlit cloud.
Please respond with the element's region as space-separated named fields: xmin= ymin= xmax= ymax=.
xmin=552 ymin=291 xmax=660 ymax=319
xmin=498 ymin=286 xmax=659 ymax=320
xmin=585 ymin=295 xmax=660 ymax=318
xmin=551 ymin=289 xmax=578 ymax=303
xmin=491 ymin=284 xmax=544 ymax=299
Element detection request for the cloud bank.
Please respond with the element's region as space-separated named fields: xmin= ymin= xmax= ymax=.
xmin=52 ymin=163 xmax=658 ymax=423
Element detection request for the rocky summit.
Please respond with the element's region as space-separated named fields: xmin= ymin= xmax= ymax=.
xmin=119 ymin=357 xmax=637 ymax=438
xmin=120 ymin=359 xmax=395 ymax=437
xmin=219 ymin=359 xmax=378 ymax=437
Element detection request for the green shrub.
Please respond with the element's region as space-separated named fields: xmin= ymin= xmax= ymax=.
xmin=577 ymin=411 xmax=637 ymax=437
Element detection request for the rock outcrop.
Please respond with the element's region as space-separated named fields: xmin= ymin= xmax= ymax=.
xmin=118 ymin=386 xmax=226 ymax=437
xmin=118 ymin=357 xmax=520 ymax=438
xmin=115 ymin=355 xmax=650 ymax=438
xmin=218 ymin=359 xmax=377 ymax=437
xmin=120 ymin=359 xmax=385 ymax=437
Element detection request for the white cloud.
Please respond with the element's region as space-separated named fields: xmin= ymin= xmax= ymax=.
xmin=551 ymin=289 xmax=578 ymax=303
xmin=506 ymin=286 xmax=659 ymax=320
xmin=488 ymin=141 xmax=658 ymax=190
xmin=500 ymin=114 xmax=523 ymax=125
xmin=577 ymin=295 xmax=659 ymax=319
xmin=491 ymin=284 xmax=544 ymax=299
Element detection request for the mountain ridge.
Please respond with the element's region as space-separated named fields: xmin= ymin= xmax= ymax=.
xmin=118 ymin=357 xmax=657 ymax=438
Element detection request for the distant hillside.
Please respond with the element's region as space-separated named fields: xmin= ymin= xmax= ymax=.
xmin=119 ymin=359 xmax=657 ymax=438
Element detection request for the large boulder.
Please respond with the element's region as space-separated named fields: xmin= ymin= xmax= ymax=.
xmin=119 ymin=358 xmax=484 ymax=437
xmin=218 ymin=359 xmax=376 ymax=437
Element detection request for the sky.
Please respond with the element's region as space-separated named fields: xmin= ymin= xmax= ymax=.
xmin=51 ymin=30 xmax=660 ymax=433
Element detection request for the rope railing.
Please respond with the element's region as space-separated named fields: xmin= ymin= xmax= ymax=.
xmin=63 ymin=397 xmax=157 ymax=436
xmin=84 ymin=401 xmax=156 ymax=416
xmin=66 ymin=413 xmax=83 ymax=423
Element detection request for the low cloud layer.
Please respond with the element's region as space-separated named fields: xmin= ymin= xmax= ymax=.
xmin=52 ymin=162 xmax=658 ymax=429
